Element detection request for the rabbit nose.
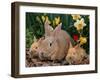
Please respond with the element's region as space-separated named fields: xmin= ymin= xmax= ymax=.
xmin=40 ymin=52 xmax=44 ymax=57
xmin=38 ymin=51 xmax=43 ymax=56
xmin=39 ymin=52 xmax=45 ymax=60
xmin=38 ymin=49 xmax=43 ymax=54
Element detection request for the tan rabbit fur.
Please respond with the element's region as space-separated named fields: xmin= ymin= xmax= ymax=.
xmin=36 ymin=20 xmax=71 ymax=61
xmin=66 ymin=44 xmax=88 ymax=65
xmin=28 ymin=37 xmax=44 ymax=58
xmin=28 ymin=40 xmax=39 ymax=58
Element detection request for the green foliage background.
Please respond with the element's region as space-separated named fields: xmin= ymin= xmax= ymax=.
xmin=26 ymin=12 xmax=89 ymax=54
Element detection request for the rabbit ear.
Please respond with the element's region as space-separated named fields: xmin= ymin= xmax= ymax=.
xmin=53 ymin=23 xmax=62 ymax=36
xmin=74 ymin=44 xmax=80 ymax=49
xmin=44 ymin=20 xmax=53 ymax=37
xmin=38 ymin=37 xmax=45 ymax=44
xmin=33 ymin=36 xmax=37 ymax=42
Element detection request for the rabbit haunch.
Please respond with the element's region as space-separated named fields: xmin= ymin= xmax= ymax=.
xmin=29 ymin=20 xmax=72 ymax=61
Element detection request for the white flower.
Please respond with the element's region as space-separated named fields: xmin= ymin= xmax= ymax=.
xmin=74 ymin=18 xmax=86 ymax=31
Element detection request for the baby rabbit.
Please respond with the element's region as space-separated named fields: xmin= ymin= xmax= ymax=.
xmin=36 ymin=20 xmax=72 ymax=61
xmin=28 ymin=40 xmax=39 ymax=58
xmin=66 ymin=44 xmax=89 ymax=65
xmin=28 ymin=37 xmax=44 ymax=58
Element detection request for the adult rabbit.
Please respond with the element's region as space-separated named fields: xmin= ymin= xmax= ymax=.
xmin=36 ymin=20 xmax=72 ymax=61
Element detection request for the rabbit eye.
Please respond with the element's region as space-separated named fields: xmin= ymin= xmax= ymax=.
xmin=50 ymin=43 xmax=52 ymax=46
xmin=35 ymin=47 xmax=38 ymax=49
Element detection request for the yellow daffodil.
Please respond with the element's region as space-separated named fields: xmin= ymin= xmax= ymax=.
xmin=53 ymin=20 xmax=56 ymax=27
xmin=41 ymin=16 xmax=51 ymax=24
xmin=88 ymin=16 xmax=90 ymax=20
xmin=74 ymin=18 xmax=86 ymax=31
xmin=36 ymin=16 xmax=42 ymax=23
xmin=45 ymin=16 xmax=51 ymax=24
xmin=41 ymin=16 xmax=45 ymax=22
xmin=72 ymin=14 xmax=81 ymax=20
xmin=55 ymin=17 xmax=60 ymax=25
xmin=79 ymin=36 xmax=87 ymax=45
xmin=36 ymin=16 xmax=40 ymax=21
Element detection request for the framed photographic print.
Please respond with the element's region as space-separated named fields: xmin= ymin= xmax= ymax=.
xmin=11 ymin=2 xmax=98 ymax=78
